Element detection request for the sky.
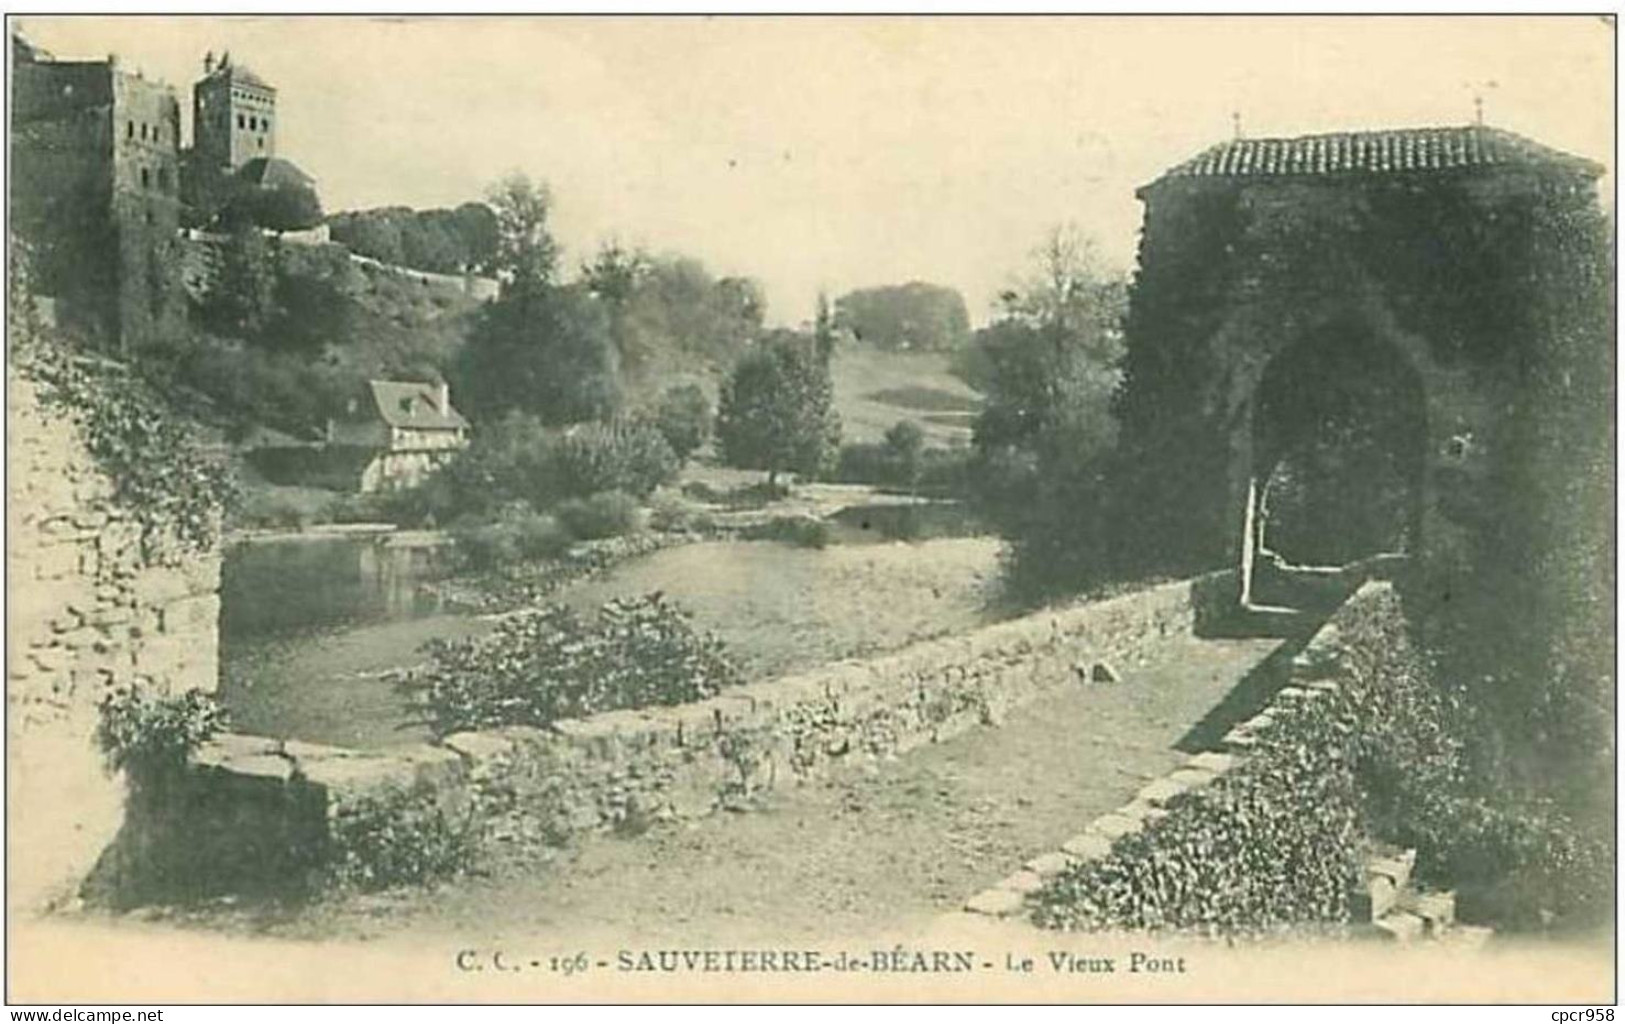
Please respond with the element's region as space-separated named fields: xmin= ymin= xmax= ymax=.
xmin=15 ymin=15 xmax=1616 ymax=327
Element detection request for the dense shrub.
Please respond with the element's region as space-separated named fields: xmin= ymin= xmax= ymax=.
xmin=424 ymin=412 xmax=558 ymax=519
xmin=95 ymin=686 xmax=227 ymax=778
xmin=451 ymin=506 xmax=571 ymax=570
xmin=1031 ymin=586 xmax=1608 ymax=936
xmin=646 ymin=489 xmax=720 ymax=534
xmin=716 ymin=335 xmax=841 ymax=486
xmin=651 ymin=383 xmax=713 ymax=462
xmin=832 ymin=282 xmax=970 ymax=352
xmin=740 ymin=515 xmax=830 ymax=549
xmin=551 ymin=421 xmax=678 ymax=500
xmin=424 ymin=414 xmax=676 ymax=527
xmin=233 ymin=489 xmax=319 ymax=531
xmin=411 ymin=593 xmax=744 ymax=735
xmin=833 ymin=441 xmax=971 ymax=493
xmin=325 ymin=788 xmax=480 ymax=892
xmin=554 ymin=490 xmax=643 ymax=541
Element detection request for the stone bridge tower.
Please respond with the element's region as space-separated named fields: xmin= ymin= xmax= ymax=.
xmin=1113 ymin=125 xmax=1609 ymax=614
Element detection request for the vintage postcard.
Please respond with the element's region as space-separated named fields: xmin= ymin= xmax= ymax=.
xmin=4 ymin=12 xmax=1615 ymax=1006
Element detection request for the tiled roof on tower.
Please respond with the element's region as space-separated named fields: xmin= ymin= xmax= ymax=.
xmin=205 ymin=58 xmax=274 ymax=91
xmin=1144 ymin=125 xmax=1604 ymax=192
xmin=235 ymin=156 xmax=313 ymax=189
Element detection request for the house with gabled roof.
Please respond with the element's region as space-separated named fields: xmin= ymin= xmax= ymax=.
xmin=326 ymin=380 xmax=471 ymax=492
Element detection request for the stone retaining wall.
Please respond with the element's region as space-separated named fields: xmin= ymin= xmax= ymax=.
xmin=953 ymin=578 xmax=1392 ymax=928
xmin=171 ymin=570 xmax=1235 ymax=894
xmin=7 ymin=373 xmax=222 ymax=913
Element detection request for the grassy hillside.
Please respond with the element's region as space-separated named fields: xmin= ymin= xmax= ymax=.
xmin=284 ymin=242 xmax=483 ymax=383
xmin=829 ymin=343 xmax=983 ymax=447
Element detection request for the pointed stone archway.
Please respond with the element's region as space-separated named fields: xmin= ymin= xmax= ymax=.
xmin=1236 ymin=316 xmax=1428 ymax=612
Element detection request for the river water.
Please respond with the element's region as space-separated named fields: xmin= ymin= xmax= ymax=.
xmin=218 ymin=505 xmax=1004 ymax=750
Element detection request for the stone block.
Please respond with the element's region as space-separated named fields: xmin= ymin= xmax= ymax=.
xmin=964 ymin=887 xmax=1026 ymax=917
xmin=1166 ymin=767 xmax=1218 ymax=791
xmin=1025 ymin=851 xmax=1075 ymax=878
xmin=394 ymin=744 xmax=467 ymax=789
xmin=1061 ymin=832 xmax=1113 ymax=861
xmin=1186 ymin=751 xmax=1240 ymax=774
xmin=164 ymin=594 xmax=220 ymax=635
xmin=1367 ymin=849 xmax=1416 ymax=891
xmin=131 ymin=566 xmax=195 ymax=607
xmin=1355 ymin=873 xmax=1401 ymax=921
xmin=297 ymin=752 xmax=419 ymax=806
xmin=1135 ymin=776 xmax=1191 ymax=807
xmin=445 ymin=734 xmax=513 ymax=767
xmin=998 ymin=870 xmax=1045 ymax=894
xmin=30 ymin=541 xmax=80 ymax=582
xmin=1406 ymin=890 xmax=1456 ymax=934
xmin=1371 ymin=910 xmax=1425 ymax=943
xmin=495 ymin=725 xmax=552 ymax=753
xmin=87 ymin=604 xmax=131 ymax=628
xmin=1092 ymin=813 xmax=1143 ymax=840
xmin=194 ymin=733 xmax=283 ymax=762
xmin=191 ymin=735 xmax=296 ymax=784
xmin=550 ymin=716 xmax=626 ymax=758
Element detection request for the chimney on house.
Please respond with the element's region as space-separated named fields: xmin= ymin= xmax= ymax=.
xmin=438 ymin=381 xmax=450 ymax=414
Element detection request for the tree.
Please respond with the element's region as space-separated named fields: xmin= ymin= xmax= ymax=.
xmin=996 ymin=223 xmax=1123 ymax=348
xmin=486 ymin=173 xmax=559 ymax=295
xmin=716 ymin=336 xmax=841 ymax=487
xmin=329 ymin=208 xmax=407 ymax=264
xmin=833 ymin=282 xmax=970 ymax=351
xmin=249 ymin=181 xmax=324 ymax=234
xmin=449 ymin=175 xmax=616 ymax=426
xmin=400 ymin=213 xmax=465 ymax=274
xmin=202 ymin=224 xmax=277 ymax=337
xmin=652 ymin=383 xmax=713 ymax=462
xmin=450 ymin=202 xmax=500 ymax=275
xmin=583 ymin=244 xmax=766 ymax=386
xmin=883 ymin=419 xmax=926 ymax=493
xmin=814 ymin=291 xmax=838 ymax=364
xmin=452 ymin=283 xmax=621 ymax=426
xmin=968 ymin=224 xmax=1129 ymax=601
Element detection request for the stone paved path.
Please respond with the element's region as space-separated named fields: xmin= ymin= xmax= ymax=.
xmin=252 ymin=630 xmax=1286 ymax=947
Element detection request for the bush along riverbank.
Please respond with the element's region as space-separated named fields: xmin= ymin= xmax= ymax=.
xmin=1022 ymin=581 xmax=1611 ymax=939
xmin=423 ymin=528 xmax=705 ymax=614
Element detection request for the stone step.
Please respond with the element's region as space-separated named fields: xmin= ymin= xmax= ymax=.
xmin=1402 ymin=889 xmax=1457 ymax=935
xmin=1349 ymin=847 xmax=1418 ymax=922
xmin=1367 ymin=849 xmax=1417 ymax=894
xmin=1370 ymin=909 xmax=1426 ymax=943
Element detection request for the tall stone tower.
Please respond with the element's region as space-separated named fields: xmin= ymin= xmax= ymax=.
xmin=191 ymin=50 xmax=275 ymax=174
xmin=11 ymin=36 xmax=185 ymax=354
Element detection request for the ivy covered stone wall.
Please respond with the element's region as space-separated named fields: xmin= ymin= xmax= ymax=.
xmin=1114 ymin=148 xmax=1613 ymax=807
xmin=7 ymin=373 xmax=222 ymax=913
xmin=1114 ymin=164 xmax=1608 ymax=594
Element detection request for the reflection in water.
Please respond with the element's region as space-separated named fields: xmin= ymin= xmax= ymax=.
xmin=218 ymin=509 xmax=1000 ymax=751
xmin=222 ymin=535 xmax=453 ymax=640
xmin=219 ymin=534 xmax=465 ymax=750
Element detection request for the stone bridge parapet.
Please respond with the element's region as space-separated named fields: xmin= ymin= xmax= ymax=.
xmin=164 ymin=569 xmax=1237 ymax=896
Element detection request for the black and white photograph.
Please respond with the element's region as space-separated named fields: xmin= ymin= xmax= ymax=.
xmin=3 ymin=12 xmax=1615 ymax=1006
